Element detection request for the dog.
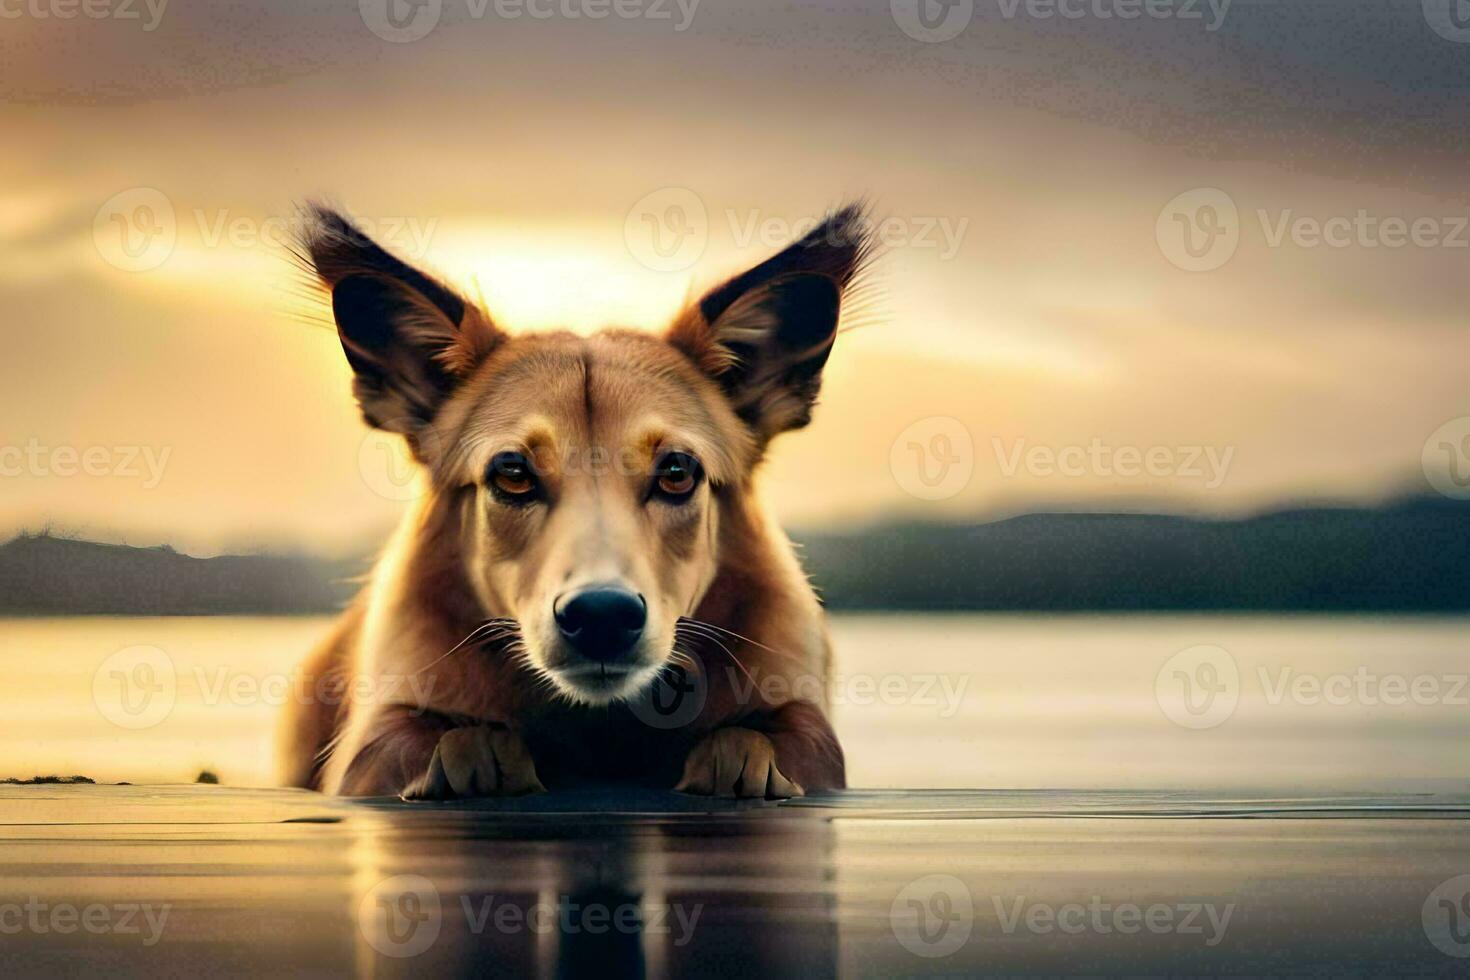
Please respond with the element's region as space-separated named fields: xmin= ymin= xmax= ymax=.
xmin=277 ymin=201 xmax=871 ymax=799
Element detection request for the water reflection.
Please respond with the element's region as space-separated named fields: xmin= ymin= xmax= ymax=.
xmin=347 ymin=801 xmax=837 ymax=979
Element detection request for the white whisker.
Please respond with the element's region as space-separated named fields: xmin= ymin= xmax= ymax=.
xmin=675 ymin=621 xmax=758 ymax=689
xmin=414 ymin=618 xmax=520 ymax=674
xmin=679 ymin=616 xmax=799 ymax=661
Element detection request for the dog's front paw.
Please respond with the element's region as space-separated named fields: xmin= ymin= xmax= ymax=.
xmin=675 ymin=728 xmax=803 ymax=799
xmin=402 ymin=726 xmax=546 ymax=800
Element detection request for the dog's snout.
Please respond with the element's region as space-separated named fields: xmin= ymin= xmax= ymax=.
xmin=554 ymin=586 xmax=647 ymax=661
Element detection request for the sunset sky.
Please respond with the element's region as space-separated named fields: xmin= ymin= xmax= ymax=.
xmin=3 ymin=0 xmax=1468 ymax=555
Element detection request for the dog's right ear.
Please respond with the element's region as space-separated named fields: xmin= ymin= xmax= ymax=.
xmin=295 ymin=205 xmax=503 ymax=449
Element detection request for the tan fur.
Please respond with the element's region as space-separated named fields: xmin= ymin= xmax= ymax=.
xmin=279 ymin=203 xmax=869 ymax=798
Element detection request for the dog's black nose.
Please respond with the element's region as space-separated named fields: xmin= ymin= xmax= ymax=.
xmin=554 ymin=587 xmax=646 ymax=661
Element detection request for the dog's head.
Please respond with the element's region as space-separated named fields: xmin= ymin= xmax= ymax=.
xmin=299 ymin=203 xmax=871 ymax=704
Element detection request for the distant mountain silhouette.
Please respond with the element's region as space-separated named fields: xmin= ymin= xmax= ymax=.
xmin=799 ymin=496 xmax=1470 ymax=612
xmin=0 ymin=533 xmax=360 ymax=615
xmin=3 ymin=496 xmax=1468 ymax=615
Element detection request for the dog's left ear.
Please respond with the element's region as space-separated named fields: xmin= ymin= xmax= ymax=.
xmin=668 ymin=203 xmax=873 ymax=441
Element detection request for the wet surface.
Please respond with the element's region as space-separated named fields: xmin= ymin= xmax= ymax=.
xmin=2 ymin=786 xmax=1470 ymax=977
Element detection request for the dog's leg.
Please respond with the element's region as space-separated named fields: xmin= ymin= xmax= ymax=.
xmin=276 ymin=608 xmax=359 ymax=788
xmin=402 ymin=725 xmax=546 ymax=800
xmin=275 ymin=644 xmax=345 ymax=789
xmin=757 ymin=699 xmax=846 ymax=792
xmin=332 ymin=705 xmax=544 ymax=799
xmin=675 ymin=700 xmax=845 ymax=799
xmin=331 ymin=704 xmax=453 ymax=796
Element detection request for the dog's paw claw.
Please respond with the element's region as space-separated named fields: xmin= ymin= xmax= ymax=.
xmin=402 ymin=726 xmax=545 ymax=800
xmin=675 ymin=728 xmax=803 ymax=800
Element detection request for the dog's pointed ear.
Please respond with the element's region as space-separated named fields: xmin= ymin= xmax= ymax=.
xmin=667 ymin=202 xmax=873 ymax=441
xmin=295 ymin=204 xmax=504 ymax=449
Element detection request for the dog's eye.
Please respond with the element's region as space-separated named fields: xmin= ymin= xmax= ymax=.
xmin=488 ymin=451 xmax=540 ymax=503
xmin=652 ymin=451 xmax=703 ymax=502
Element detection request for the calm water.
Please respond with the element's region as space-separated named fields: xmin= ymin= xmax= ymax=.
xmin=1 ymin=614 xmax=1467 ymax=791
xmin=6 ymin=784 xmax=1470 ymax=978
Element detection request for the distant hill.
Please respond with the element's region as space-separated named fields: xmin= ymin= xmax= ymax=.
xmin=3 ymin=497 xmax=1469 ymax=615
xmin=0 ymin=533 xmax=361 ymax=615
xmin=799 ymin=496 xmax=1470 ymax=612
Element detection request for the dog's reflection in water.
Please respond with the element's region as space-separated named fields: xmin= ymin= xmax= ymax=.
xmin=350 ymin=812 xmax=837 ymax=980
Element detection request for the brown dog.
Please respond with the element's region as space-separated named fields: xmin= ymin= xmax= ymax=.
xmin=277 ymin=202 xmax=870 ymax=799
